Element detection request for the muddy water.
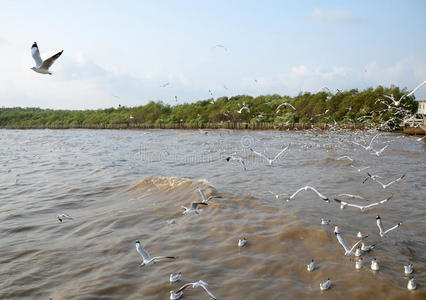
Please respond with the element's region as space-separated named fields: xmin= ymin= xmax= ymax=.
xmin=0 ymin=129 xmax=424 ymax=299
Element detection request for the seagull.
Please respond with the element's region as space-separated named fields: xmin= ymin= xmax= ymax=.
xmin=321 ymin=218 xmax=331 ymax=225
xmin=371 ymin=258 xmax=379 ymax=271
xmin=170 ymin=290 xmax=183 ymax=300
xmin=57 ymin=213 xmax=73 ymax=222
xmin=208 ymin=89 xmax=214 ymax=96
xmin=337 ymin=156 xmax=353 ymax=161
xmin=383 ymin=80 xmax=426 ymax=106
xmin=197 ymin=187 xmax=212 ymax=204
xmin=361 ymin=242 xmax=375 ymax=252
xmin=334 ymin=226 xmax=362 ymax=256
xmin=30 ymin=42 xmax=63 ymax=75
xmin=225 ymin=155 xmax=246 ymax=171
xmin=404 ymin=264 xmax=414 ymax=275
xmin=238 ymin=237 xmax=247 ymax=247
xmin=407 ymin=278 xmax=416 ymax=290
xmin=174 ymin=280 xmax=217 ymax=300
xmin=168 ymin=219 xmax=177 ymax=225
xmin=276 ymin=102 xmax=296 ymax=112
xmin=334 ymin=195 xmax=392 ymax=211
xmin=354 ymin=248 xmax=362 ymax=257
xmin=362 ymin=173 xmax=382 ymax=184
xmin=370 ymin=174 xmax=405 ymax=189
xmin=370 ymin=145 xmax=388 ymax=156
xmin=376 ymin=215 xmax=402 ymax=237
xmin=307 ymin=259 xmax=316 ymax=271
xmin=355 ymin=258 xmax=363 ymax=269
xmin=249 ymin=145 xmax=289 ymax=166
xmin=160 ymin=82 xmax=170 ymax=88
xmin=288 ymin=186 xmax=329 ymax=202
xmin=170 ymin=272 xmax=182 ymax=283
xmin=320 ymin=278 xmax=331 ymax=291
xmin=350 ymin=165 xmax=370 ymax=172
xmin=352 ymin=133 xmax=380 ymax=151
xmin=357 ymin=232 xmax=368 ymax=239
xmin=182 ymin=202 xmax=208 ymax=214
xmin=416 ymin=136 xmax=425 ymax=142
xmin=237 ymin=104 xmax=249 ymax=114
xmin=135 ymin=240 xmax=176 ymax=267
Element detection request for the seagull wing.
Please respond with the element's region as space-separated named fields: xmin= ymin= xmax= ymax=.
xmin=31 ymin=42 xmax=42 ymax=68
xmin=40 ymin=50 xmax=63 ymax=70
xmin=151 ymin=255 xmax=176 ymax=262
xmin=348 ymin=239 xmax=363 ymax=253
xmin=289 ymin=187 xmax=306 ymax=199
xmin=191 ymin=202 xmax=207 ymax=209
xmin=306 ymin=186 xmax=328 ymax=201
xmin=199 ymin=283 xmax=218 ymax=300
xmin=136 ymin=242 xmax=150 ymax=261
xmin=250 ymin=148 xmax=270 ymax=162
xmin=368 ymin=133 xmax=380 ymax=147
xmin=336 ymin=233 xmax=351 ymax=253
xmin=286 ymin=103 xmax=297 ymax=110
xmin=382 ymin=223 xmax=401 ymax=235
xmin=385 ymin=174 xmax=405 ymax=186
xmin=62 ymin=213 xmax=73 ymax=219
xmin=406 ymin=80 xmax=426 ymax=97
xmin=376 ymin=218 xmax=385 ymax=235
xmin=197 ymin=188 xmax=208 ymax=202
xmin=239 ymin=159 xmax=247 ymax=170
xmin=272 ymin=145 xmax=289 ymax=161
xmin=176 ymin=283 xmax=194 ymax=293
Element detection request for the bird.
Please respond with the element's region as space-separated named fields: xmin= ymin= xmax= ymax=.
xmin=170 ymin=272 xmax=182 ymax=283
xmin=382 ymin=80 xmax=426 ymax=106
xmin=57 ymin=213 xmax=73 ymax=222
xmin=362 ymin=173 xmax=382 ymax=184
xmin=337 ymin=155 xmax=353 ymax=161
xmin=168 ymin=219 xmax=177 ymax=225
xmin=307 ymin=259 xmax=316 ymax=271
xmin=407 ymin=278 xmax=416 ymax=290
xmin=276 ymin=102 xmax=296 ymax=112
xmin=182 ymin=202 xmax=208 ymax=214
xmin=321 ymin=219 xmax=331 ymax=225
xmin=334 ymin=196 xmax=392 ymax=211
xmin=370 ymin=174 xmax=405 ymax=189
xmin=249 ymin=145 xmax=289 ymax=166
xmin=371 ymin=258 xmax=379 ymax=271
xmin=354 ymin=248 xmax=362 ymax=257
xmin=170 ymin=290 xmax=183 ymax=299
xmin=356 ymin=232 xmax=368 ymax=239
xmin=370 ymin=145 xmax=388 ymax=156
xmin=197 ymin=187 xmax=212 ymax=204
xmin=376 ymin=215 xmax=402 ymax=237
xmin=238 ymin=237 xmax=247 ymax=247
xmin=225 ymin=155 xmax=246 ymax=171
xmin=30 ymin=42 xmax=63 ymax=75
xmin=334 ymin=226 xmax=362 ymax=256
xmin=355 ymin=258 xmax=363 ymax=269
xmin=352 ymin=133 xmax=380 ymax=151
xmin=288 ymin=186 xmax=329 ymax=202
xmin=135 ymin=240 xmax=176 ymax=267
xmin=320 ymin=278 xmax=331 ymax=291
xmin=174 ymin=280 xmax=217 ymax=300
xmin=360 ymin=242 xmax=375 ymax=252
xmin=160 ymin=82 xmax=170 ymax=88
xmin=404 ymin=264 xmax=414 ymax=275
xmin=350 ymin=165 xmax=370 ymax=172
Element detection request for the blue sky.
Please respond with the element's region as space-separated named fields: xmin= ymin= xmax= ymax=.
xmin=0 ymin=0 xmax=425 ymax=109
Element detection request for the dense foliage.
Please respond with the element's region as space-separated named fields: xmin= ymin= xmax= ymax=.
xmin=0 ymin=85 xmax=418 ymax=129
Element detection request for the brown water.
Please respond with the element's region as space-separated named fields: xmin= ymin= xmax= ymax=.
xmin=0 ymin=129 xmax=425 ymax=300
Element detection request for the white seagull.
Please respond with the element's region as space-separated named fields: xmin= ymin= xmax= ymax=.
xmin=321 ymin=218 xmax=331 ymax=225
xmin=170 ymin=290 xmax=183 ymax=300
xmin=30 ymin=42 xmax=63 ymax=75
xmin=334 ymin=226 xmax=362 ymax=256
xmin=352 ymin=133 xmax=380 ymax=151
xmin=320 ymin=278 xmax=331 ymax=291
xmin=57 ymin=213 xmax=73 ymax=222
xmin=357 ymin=232 xmax=369 ymax=239
xmin=407 ymin=278 xmax=416 ymax=290
xmin=369 ymin=174 xmax=405 ymax=189
xmin=361 ymin=242 xmax=375 ymax=252
xmin=376 ymin=215 xmax=402 ymax=237
xmin=355 ymin=258 xmax=363 ymax=269
xmin=404 ymin=264 xmax=414 ymax=275
xmin=197 ymin=187 xmax=213 ymax=204
xmin=170 ymin=272 xmax=182 ymax=283
xmin=174 ymin=280 xmax=217 ymax=300
xmin=225 ymin=155 xmax=246 ymax=171
xmin=135 ymin=240 xmax=176 ymax=267
xmin=307 ymin=259 xmax=316 ymax=271
xmin=182 ymin=202 xmax=208 ymax=215
xmin=334 ymin=195 xmax=392 ymax=211
xmin=238 ymin=237 xmax=247 ymax=247
xmin=370 ymin=145 xmax=388 ymax=156
xmin=288 ymin=186 xmax=329 ymax=202
xmin=371 ymin=258 xmax=379 ymax=271
xmin=337 ymin=155 xmax=353 ymax=161
xmin=276 ymin=102 xmax=296 ymax=112
xmin=249 ymin=145 xmax=289 ymax=166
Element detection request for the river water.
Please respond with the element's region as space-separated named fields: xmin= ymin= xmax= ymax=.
xmin=0 ymin=129 xmax=424 ymax=300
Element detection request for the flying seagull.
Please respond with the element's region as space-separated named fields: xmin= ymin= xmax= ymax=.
xmin=368 ymin=173 xmax=405 ymax=189
xmin=337 ymin=155 xmax=353 ymax=161
xmin=334 ymin=195 xmax=392 ymax=211
xmin=182 ymin=202 xmax=208 ymax=214
xmin=376 ymin=215 xmax=401 ymax=237
xmin=30 ymin=42 xmax=63 ymax=75
xmin=249 ymin=145 xmax=289 ymax=166
xmin=225 ymin=155 xmax=246 ymax=171
xmin=276 ymin=102 xmax=296 ymax=112
xmin=197 ymin=187 xmax=213 ymax=204
xmin=57 ymin=213 xmax=73 ymax=222
xmin=287 ymin=186 xmax=329 ymax=202
xmin=174 ymin=280 xmax=217 ymax=300
xmin=352 ymin=133 xmax=380 ymax=151
xmin=135 ymin=240 xmax=175 ymax=267
xmin=334 ymin=226 xmax=362 ymax=256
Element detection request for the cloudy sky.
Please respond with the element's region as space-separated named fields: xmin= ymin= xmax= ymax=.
xmin=0 ymin=0 xmax=425 ymax=109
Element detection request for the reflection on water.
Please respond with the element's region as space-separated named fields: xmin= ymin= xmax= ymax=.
xmin=0 ymin=129 xmax=425 ymax=299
